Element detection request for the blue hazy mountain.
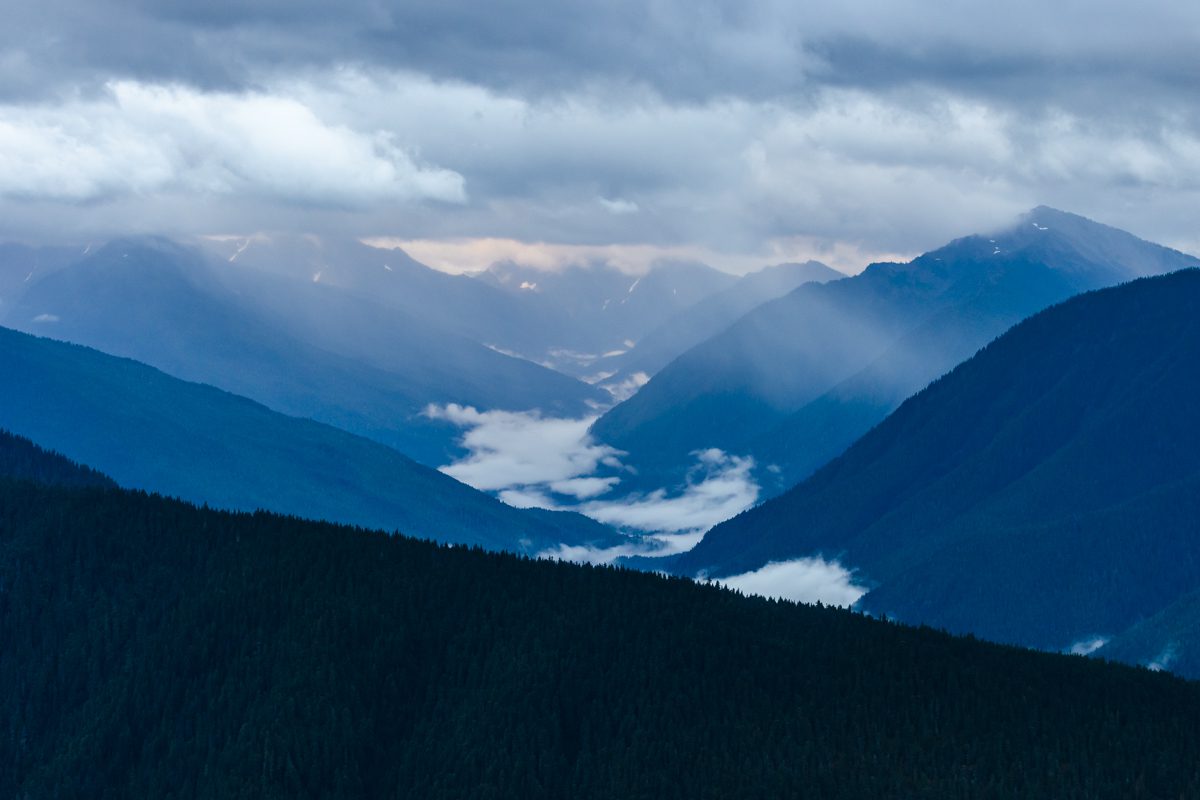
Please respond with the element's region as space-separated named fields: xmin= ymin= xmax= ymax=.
xmin=591 ymin=208 xmax=1200 ymax=493
xmin=2 ymin=238 xmax=605 ymax=465
xmin=201 ymin=233 xmax=585 ymax=370
xmin=477 ymin=259 xmax=738 ymax=378
xmin=675 ymin=269 xmax=1200 ymax=675
xmin=604 ymin=260 xmax=842 ymax=387
xmin=0 ymin=242 xmax=86 ymax=312
xmin=212 ymin=235 xmax=741 ymax=382
xmin=0 ymin=325 xmax=623 ymax=553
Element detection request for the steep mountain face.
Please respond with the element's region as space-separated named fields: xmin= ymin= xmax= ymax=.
xmin=2 ymin=238 xmax=605 ymax=465
xmin=477 ymin=259 xmax=737 ymax=378
xmin=0 ymin=428 xmax=115 ymax=489
xmin=605 ymin=260 xmax=842 ymax=385
xmin=591 ymin=208 xmax=1200 ymax=493
xmin=676 ymin=269 xmax=1200 ymax=671
xmin=3 ymin=475 xmax=1199 ymax=797
xmin=0 ymin=326 xmax=622 ymax=553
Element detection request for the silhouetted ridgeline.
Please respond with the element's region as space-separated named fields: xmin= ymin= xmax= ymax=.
xmin=0 ymin=429 xmax=114 ymax=489
xmin=1 ymin=445 xmax=1198 ymax=797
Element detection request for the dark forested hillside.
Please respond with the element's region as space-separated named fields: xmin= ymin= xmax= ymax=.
xmin=0 ymin=429 xmax=114 ymax=489
xmin=0 ymin=327 xmax=621 ymax=554
xmin=678 ymin=269 xmax=1200 ymax=669
xmin=1 ymin=475 xmax=1198 ymax=799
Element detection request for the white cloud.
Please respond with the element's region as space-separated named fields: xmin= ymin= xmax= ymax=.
xmin=6 ymin=67 xmax=1199 ymax=269
xmin=430 ymin=405 xmax=761 ymax=555
xmin=577 ymin=449 xmax=758 ymax=534
xmin=425 ymin=404 xmax=622 ymax=491
xmin=538 ymin=528 xmax=707 ymax=565
xmin=0 ymin=81 xmax=465 ymax=207
xmin=600 ymin=371 xmax=650 ymax=402
xmin=598 ymin=197 xmax=639 ymax=215
xmin=718 ymin=558 xmax=868 ymax=607
xmin=549 ymin=476 xmax=621 ymax=499
xmin=1066 ymin=636 xmax=1110 ymax=656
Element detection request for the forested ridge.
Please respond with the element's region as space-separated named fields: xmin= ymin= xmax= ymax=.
xmin=2 ymin=442 xmax=1199 ymax=798
xmin=0 ymin=430 xmax=114 ymax=490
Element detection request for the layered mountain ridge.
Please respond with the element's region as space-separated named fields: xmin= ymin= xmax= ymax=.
xmin=592 ymin=207 xmax=1200 ymax=494
xmin=0 ymin=326 xmax=621 ymax=553
xmin=676 ymin=268 xmax=1200 ymax=674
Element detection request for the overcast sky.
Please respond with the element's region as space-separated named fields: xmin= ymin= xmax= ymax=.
xmin=2 ymin=1 xmax=1198 ymax=272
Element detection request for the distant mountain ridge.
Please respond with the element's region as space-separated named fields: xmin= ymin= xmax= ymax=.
xmin=2 ymin=237 xmax=605 ymax=466
xmin=676 ymin=268 xmax=1200 ymax=676
xmin=0 ymin=324 xmax=622 ymax=553
xmin=477 ymin=258 xmax=738 ymax=378
xmin=604 ymin=260 xmax=842 ymax=385
xmin=202 ymin=234 xmax=585 ymax=370
xmin=591 ymin=207 xmax=1200 ymax=494
xmin=204 ymin=234 xmax=749 ymax=381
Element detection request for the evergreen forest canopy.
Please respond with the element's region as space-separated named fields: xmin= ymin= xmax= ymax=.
xmin=1 ymin=430 xmax=1198 ymax=799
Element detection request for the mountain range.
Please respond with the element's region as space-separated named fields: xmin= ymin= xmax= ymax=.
xmin=2 ymin=237 xmax=605 ymax=466
xmin=0 ymin=328 xmax=621 ymax=553
xmin=676 ymin=268 xmax=1200 ymax=674
xmin=601 ymin=259 xmax=842 ymax=387
xmin=4 ymin=207 xmax=1200 ymax=683
xmin=592 ymin=207 xmax=1200 ymax=494
xmin=476 ymin=258 xmax=738 ymax=377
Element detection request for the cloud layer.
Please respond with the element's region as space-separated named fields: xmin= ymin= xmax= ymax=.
xmin=3 ymin=2 xmax=1199 ymax=263
xmin=428 ymin=405 xmax=760 ymax=558
xmin=718 ymin=558 xmax=867 ymax=607
xmin=0 ymin=81 xmax=464 ymax=207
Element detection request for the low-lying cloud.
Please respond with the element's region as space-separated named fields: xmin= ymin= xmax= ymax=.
xmin=429 ymin=405 xmax=761 ymax=559
xmin=1147 ymin=642 xmax=1179 ymax=673
xmin=1066 ymin=636 xmax=1110 ymax=657
xmin=577 ymin=449 xmax=758 ymax=534
xmin=425 ymin=404 xmax=621 ymax=491
xmin=716 ymin=558 xmax=868 ymax=607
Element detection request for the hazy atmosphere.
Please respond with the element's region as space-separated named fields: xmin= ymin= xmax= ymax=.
xmin=6 ymin=0 xmax=1200 ymax=794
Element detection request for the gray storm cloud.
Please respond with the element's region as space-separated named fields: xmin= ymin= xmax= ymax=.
xmin=1 ymin=1 xmax=1198 ymax=258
